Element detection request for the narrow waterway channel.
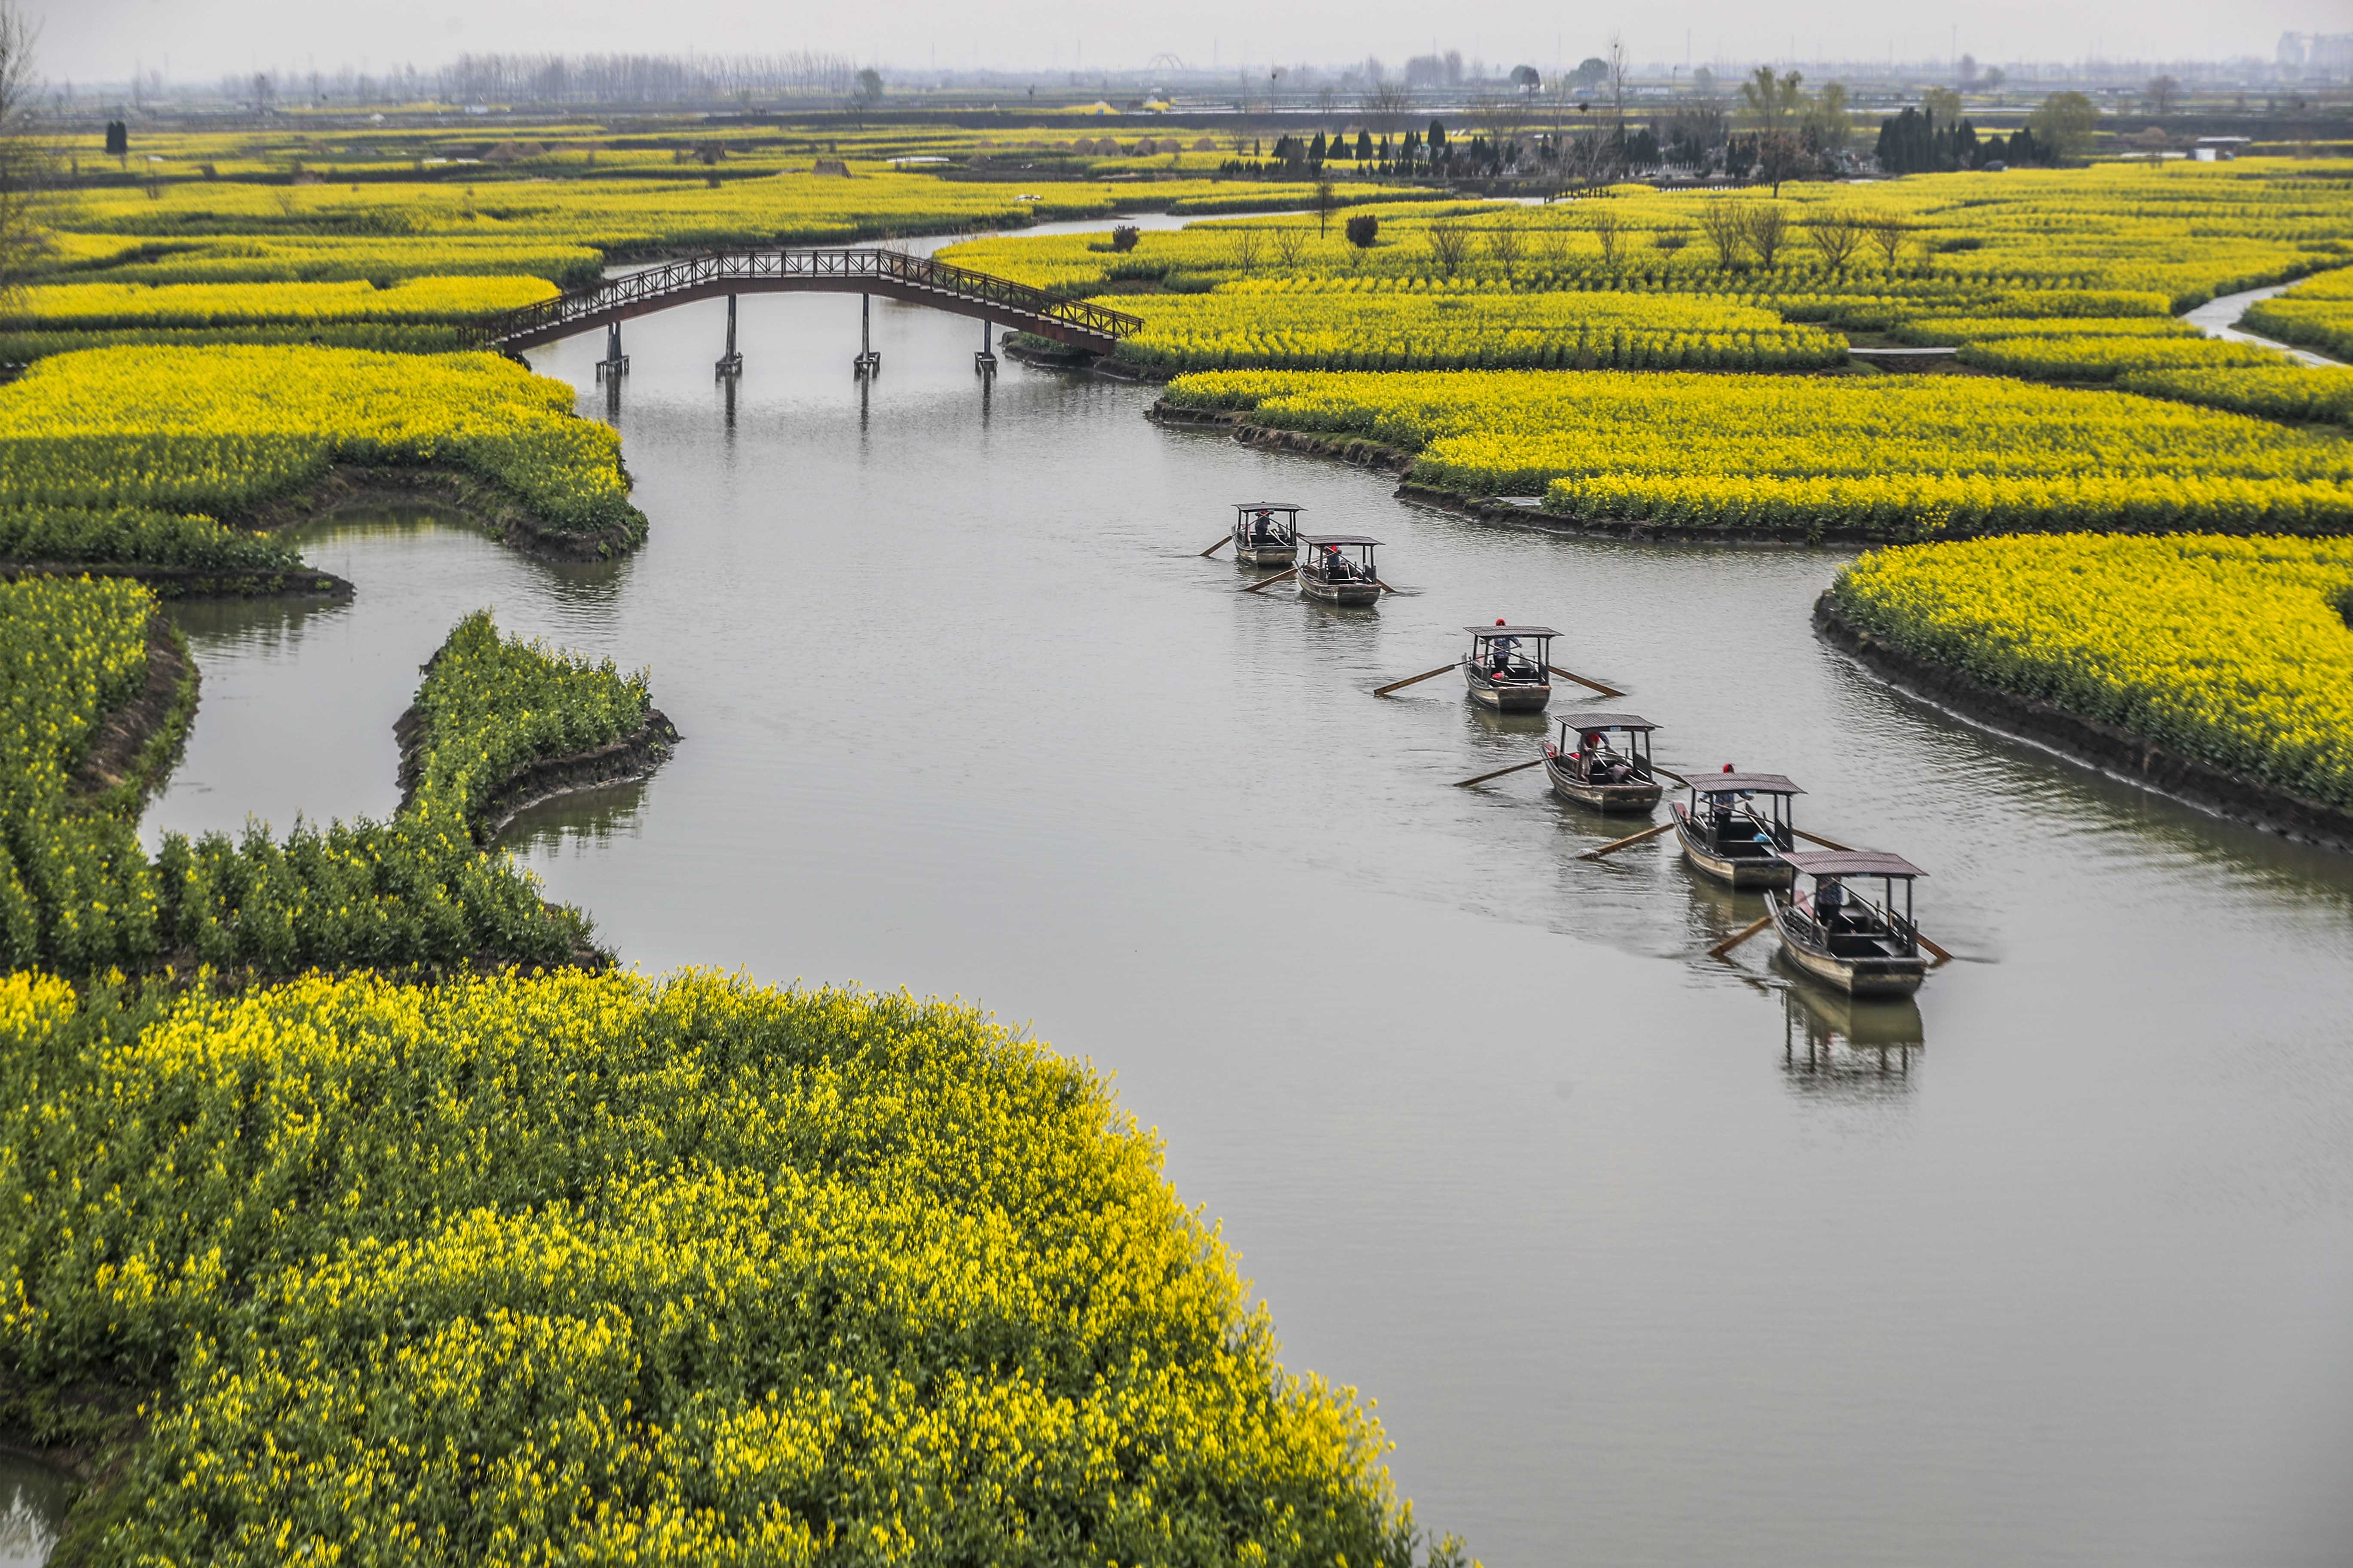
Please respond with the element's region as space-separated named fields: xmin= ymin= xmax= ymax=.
xmin=133 ymin=243 xmax=2353 ymax=1567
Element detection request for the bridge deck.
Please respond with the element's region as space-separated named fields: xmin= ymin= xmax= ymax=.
xmin=471 ymin=248 xmax=1142 ymax=354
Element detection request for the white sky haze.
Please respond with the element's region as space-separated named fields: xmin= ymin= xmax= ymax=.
xmin=29 ymin=0 xmax=2353 ymax=85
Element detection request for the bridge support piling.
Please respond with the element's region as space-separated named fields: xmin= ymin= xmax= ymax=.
xmin=852 ymin=293 xmax=881 ymax=377
xmin=716 ymin=293 xmax=742 ymax=378
xmin=975 ymin=317 xmax=997 ymax=375
xmin=595 ymin=322 xmax=630 ymax=383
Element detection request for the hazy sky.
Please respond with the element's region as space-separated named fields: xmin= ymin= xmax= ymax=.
xmin=31 ymin=0 xmax=2351 ymax=84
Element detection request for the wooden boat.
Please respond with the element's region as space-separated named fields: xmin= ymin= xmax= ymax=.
xmin=1671 ymin=771 xmax=1801 ymax=888
xmin=1461 ymin=623 xmax=1555 ymax=713
xmin=1763 ymin=850 xmax=1930 ymax=998
xmin=1230 ymin=502 xmax=1302 ymax=567
xmin=1294 ymin=534 xmax=1383 ymax=606
xmin=1542 ymin=714 xmax=1663 ymax=813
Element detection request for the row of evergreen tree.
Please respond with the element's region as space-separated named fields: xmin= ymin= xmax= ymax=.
xmin=1875 ymin=108 xmax=2050 ymax=174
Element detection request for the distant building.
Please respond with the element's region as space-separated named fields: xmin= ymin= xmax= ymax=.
xmin=2276 ymin=33 xmax=2353 ymax=80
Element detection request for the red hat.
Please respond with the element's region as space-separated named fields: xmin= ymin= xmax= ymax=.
xmin=1722 ymin=763 xmax=1735 ymax=772
xmin=1495 ymin=618 xmax=1507 ymax=625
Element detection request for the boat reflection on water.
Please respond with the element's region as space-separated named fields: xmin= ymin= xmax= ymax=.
xmin=1774 ymin=968 xmax=1926 ymax=1100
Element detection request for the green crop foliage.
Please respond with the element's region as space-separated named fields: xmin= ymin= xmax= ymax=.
xmin=0 ymin=505 xmax=301 ymax=571
xmin=0 ymin=589 xmax=647 ymax=975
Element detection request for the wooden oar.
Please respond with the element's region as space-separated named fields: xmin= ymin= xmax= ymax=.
xmin=1454 ymin=756 xmax=1547 ymax=788
xmin=1653 ymin=765 xmax=1690 ymax=787
xmin=1199 ymin=536 xmax=1233 ymax=557
xmin=1580 ymin=820 xmax=1674 ymax=860
xmin=1792 ymin=827 xmax=1855 ymax=852
xmin=1917 ymin=931 xmax=1955 ymax=966
xmin=1376 ymin=578 xmax=1401 ymax=594
xmin=1374 ymin=663 xmax=1457 ymax=697
xmin=1547 ymin=664 xmax=1624 ymax=697
xmin=1242 ymin=567 xmax=1298 ymax=593
xmin=1708 ymin=914 xmax=1773 ymax=959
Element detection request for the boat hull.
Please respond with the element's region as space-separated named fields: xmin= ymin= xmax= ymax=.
xmin=1463 ymin=661 xmax=1552 ymax=712
xmin=1235 ymin=541 xmax=1296 ymax=566
xmin=1765 ymin=894 xmax=1927 ymax=998
xmin=1672 ymin=804 xmax=1796 ymax=888
xmin=1543 ymin=754 xmax=1662 ymax=813
xmin=1299 ymin=575 xmax=1381 ymax=606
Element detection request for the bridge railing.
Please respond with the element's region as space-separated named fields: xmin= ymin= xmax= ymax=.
xmin=471 ymin=248 xmax=1143 ymax=348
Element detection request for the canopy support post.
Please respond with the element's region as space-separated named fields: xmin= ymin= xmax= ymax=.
xmin=976 ymin=316 xmax=997 ymax=374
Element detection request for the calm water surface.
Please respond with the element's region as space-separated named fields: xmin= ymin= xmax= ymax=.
xmin=139 ymin=254 xmax=2353 ymax=1567
xmin=0 ymin=1458 xmax=67 ymax=1568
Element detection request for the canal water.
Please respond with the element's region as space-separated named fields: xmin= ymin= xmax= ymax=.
xmin=134 ymin=248 xmax=2353 ymax=1567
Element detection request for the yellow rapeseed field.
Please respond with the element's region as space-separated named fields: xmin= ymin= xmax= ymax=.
xmin=1164 ymin=368 xmax=2353 ymax=535
xmin=1832 ymin=534 xmax=2353 ymax=808
xmin=0 ymin=344 xmax=640 ymax=542
xmin=0 ymin=969 xmax=1452 ymax=1566
xmin=0 ymin=275 xmax=557 ymax=328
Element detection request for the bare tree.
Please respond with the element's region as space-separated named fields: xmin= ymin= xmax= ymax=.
xmin=1484 ymin=224 xmax=1524 ymax=282
xmin=1313 ymin=175 xmax=1337 ymax=237
xmin=0 ymin=3 xmax=46 ymax=299
xmin=1803 ymin=210 xmax=1863 ymax=269
xmin=1425 ymin=218 xmax=1471 ymax=276
xmin=1229 ymin=227 xmax=1263 ymax=273
xmin=1741 ymin=202 xmax=1790 ymax=268
xmin=1591 ymin=208 xmax=1624 ymax=267
xmin=1536 ymin=222 xmax=1574 ymax=269
xmin=1862 ymin=212 xmax=1909 ymax=269
xmin=1271 ymin=224 xmax=1309 ymax=266
xmin=1695 ymin=200 xmax=1747 ymax=266
xmin=1362 ymin=77 xmax=1413 ymax=132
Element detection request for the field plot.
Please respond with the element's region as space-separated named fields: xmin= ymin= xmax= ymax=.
xmin=0 ymin=970 xmax=1438 ymax=1566
xmin=1165 ymin=368 xmax=2353 ymax=535
xmin=1833 ymin=534 xmax=2353 ymax=808
xmin=0 ymin=344 xmax=639 ymax=545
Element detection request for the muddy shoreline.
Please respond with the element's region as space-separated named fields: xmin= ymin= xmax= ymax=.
xmin=1815 ymin=594 xmax=2353 ymax=854
xmin=70 ymin=613 xmax=201 ymax=809
xmin=394 ymin=703 xmax=684 ymax=845
xmin=234 ymin=463 xmax=645 ymax=563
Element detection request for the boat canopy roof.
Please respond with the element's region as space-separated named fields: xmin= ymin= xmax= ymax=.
xmin=1777 ymin=849 xmax=1926 ymax=879
xmin=1465 ymin=625 xmax=1559 ymax=638
xmin=1690 ymin=772 xmax=1803 ymax=796
xmin=1298 ymin=533 xmax=1382 ymax=546
xmin=1559 ymin=713 xmax=1657 ymax=732
xmin=1233 ymin=502 xmax=1304 ymax=512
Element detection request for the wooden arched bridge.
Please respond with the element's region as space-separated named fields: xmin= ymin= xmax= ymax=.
xmin=466 ymin=248 xmax=1143 ymax=355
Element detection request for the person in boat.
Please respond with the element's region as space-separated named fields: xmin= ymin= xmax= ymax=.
xmin=1814 ymin=877 xmax=1849 ymax=931
xmin=1252 ymin=510 xmax=1278 ymax=542
xmin=1489 ymin=622 xmax=1520 ymax=675
xmin=1321 ymin=543 xmax=1353 ymax=580
xmin=1709 ymin=793 xmax=1739 ymax=837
